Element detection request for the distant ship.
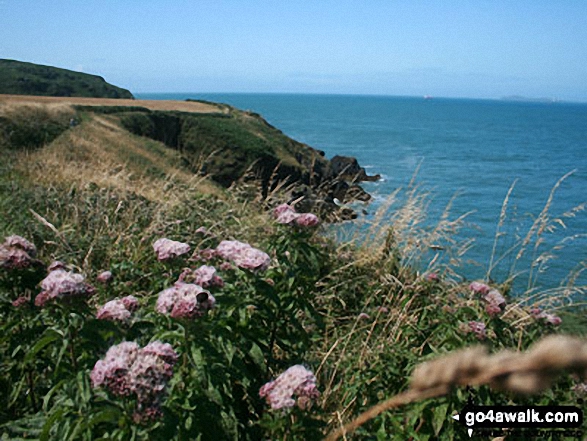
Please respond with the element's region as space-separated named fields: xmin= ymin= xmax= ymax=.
xmin=423 ymin=95 xmax=433 ymax=100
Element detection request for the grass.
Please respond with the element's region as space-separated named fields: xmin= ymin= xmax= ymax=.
xmin=0 ymin=100 xmax=586 ymax=440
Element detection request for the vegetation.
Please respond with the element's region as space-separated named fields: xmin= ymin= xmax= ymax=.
xmin=0 ymin=59 xmax=134 ymax=99
xmin=0 ymin=101 xmax=586 ymax=440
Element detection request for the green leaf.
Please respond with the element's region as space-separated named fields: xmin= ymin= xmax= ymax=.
xmin=248 ymin=342 xmax=266 ymax=372
xmin=24 ymin=329 xmax=62 ymax=364
xmin=40 ymin=408 xmax=66 ymax=441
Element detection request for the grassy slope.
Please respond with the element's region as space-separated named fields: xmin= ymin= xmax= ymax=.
xmin=0 ymin=59 xmax=134 ymax=99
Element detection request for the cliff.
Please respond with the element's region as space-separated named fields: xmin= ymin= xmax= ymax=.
xmin=0 ymin=96 xmax=376 ymax=219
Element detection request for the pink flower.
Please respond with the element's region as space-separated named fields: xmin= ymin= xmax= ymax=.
xmin=469 ymin=281 xmax=491 ymax=295
xmin=91 ymin=341 xmax=178 ymax=420
xmin=47 ymin=261 xmax=66 ymax=272
xmin=12 ymin=296 xmax=29 ymax=308
xmin=357 ymin=312 xmax=370 ymax=320
xmin=0 ymin=235 xmax=38 ymax=270
xmin=4 ymin=235 xmax=36 ymax=255
xmin=121 ymin=295 xmax=139 ymax=312
xmin=180 ymin=265 xmax=224 ymax=288
xmin=97 ymin=299 xmax=132 ymax=322
xmin=275 ymin=204 xmax=299 ymax=224
xmin=295 ymin=213 xmax=320 ymax=227
xmin=90 ymin=341 xmax=140 ymax=395
xmin=468 ymin=321 xmax=487 ymax=340
xmin=484 ymin=289 xmax=505 ymax=306
xmin=259 ymin=365 xmax=320 ymax=410
xmin=485 ymin=302 xmax=502 ymax=316
xmin=96 ymin=296 xmax=138 ymax=322
xmin=97 ymin=270 xmax=113 ymax=284
xmin=216 ymin=240 xmax=271 ymax=272
xmin=35 ymin=268 xmax=95 ymax=307
xmin=153 ymin=238 xmax=190 ymax=261
xmin=426 ymin=272 xmax=439 ymax=282
xmin=273 ymin=204 xmax=321 ymax=227
xmin=142 ymin=341 xmax=178 ymax=365
xmin=156 ymin=282 xmax=215 ymax=319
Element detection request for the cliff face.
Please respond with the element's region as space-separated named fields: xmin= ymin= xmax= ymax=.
xmin=0 ymin=59 xmax=134 ymax=99
xmin=113 ymin=104 xmax=377 ymax=217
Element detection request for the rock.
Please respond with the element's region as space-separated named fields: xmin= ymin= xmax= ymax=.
xmin=329 ymin=155 xmax=380 ymax=182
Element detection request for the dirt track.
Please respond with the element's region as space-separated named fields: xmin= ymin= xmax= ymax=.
xmin=0 ymin=94 xmax=222 ymax=113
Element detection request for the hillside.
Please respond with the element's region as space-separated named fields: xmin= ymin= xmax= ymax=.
xmin=0 ymin=59 xmax=134 ymax=99
xmin=0 ymin=97 xmax=373 ymax=218
xmin=0 ymin=96 xmax=585 ymax=440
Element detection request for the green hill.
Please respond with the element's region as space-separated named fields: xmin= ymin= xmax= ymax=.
xmin=0 ymin=59 xmax=134 ymax=99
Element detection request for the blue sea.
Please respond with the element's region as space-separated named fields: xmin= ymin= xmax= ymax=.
xmin=138 ymin=93 xmax=587 ymax=294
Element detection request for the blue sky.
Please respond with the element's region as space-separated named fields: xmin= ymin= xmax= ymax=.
xmin=2 ymin=1 xmax=587 ymax=100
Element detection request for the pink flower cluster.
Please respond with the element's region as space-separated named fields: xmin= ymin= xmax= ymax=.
xmin=91 ymin=341 xmax=178 ymax=421
xmin=156 ymin=282 xmax=215 ymax=319
xmin=97 ymin=296 xmax=140 ymax=322
xmin=153 ymin=238 xmax=190 ymax=261
xmin=530 ymin=307 xmax=562 ymax=325
xmin=35 ymin=264 xmax=95 ymax=307
xmin=274 ymin=204 xmax=320 ymax=227
xmin=470 ymin=281 xmax=506 ymax=316
xmin=216 ymin=240 xmax=271 ymax=272
xmin=0 ymin=235 xmax=38 ymax=270
xmin=468 ymin=321 xmax=487 ymax=340
xmin=178 ymin=265 xmax=224 ymax=288
xmin=259 ymin=365 xmax=320 ymax=410
xmin=97 ymin=270 xmax=113 ymax=284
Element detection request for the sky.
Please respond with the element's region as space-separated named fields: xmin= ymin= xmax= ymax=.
xmin=2 ymin=0 xmax=587 ymax=101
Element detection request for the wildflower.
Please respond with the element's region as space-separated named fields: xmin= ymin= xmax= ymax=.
xmin=47 ymin=260 xmax=66 ymax=272
xmin=91 ymin=341 xmax=178 ymax=421
xmin=97 ymin=270 xmax=113 ymax=284
xmin=97 ymin=299 xmax=131 ymax=322
xmin=541 ymin=313 xmax=562 ymax=326
xmin=485 ymin=302 xmax=502 ymax=316
xmin=295 ymin=213 xmax=320 ymax=227
xmin=259 ymin=365 xmax=320 ymax=410
xmin=216 ymin=240 xmax=271 ymax=272
xmin=35 ymin=267 xmax=94 ymax=307
xmin=273 ymin=203 xmax=321 ymax=227
xmin=0 ymin=234 xmax=38 ymax=270
xmin=468 ymin=321 xmax=487 ymax=340
xmin=426 ymin=272 xmax=439 ymax=282
xmin=12 ymin=296 xmax=29 ymax=308
xmin=90 ymin=341 xmax=140 ymax=396
xmin=275 ymin=203 xmax=299 ymax=224
xmin=357 ymin=312 xmax=370 ymax=320
xmin=531 ymin=308 xmax=562 ymax=326
xmin=195 ymin=226 xmax=208 ymax=235
xmin=156 ymin=282 xmax=215 ymax=319
xmin=483 ymin=289 xmax=506 ymax=315
xmin=572 ymin=382 xmax=587 ymax=398
xmin=179 ymin=265 xmax=224 ymax=288
xmin=121 ymin=295 xmax=140 ymax=312
xmin=96 ymin=296 xmax=139 ymax=322
xmin=469 ymin=281 xmax=491 ymax=295
xmin=153 ymin=238 xmax=190 ymax=261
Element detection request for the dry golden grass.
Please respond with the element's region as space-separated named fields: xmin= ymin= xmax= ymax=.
xmin=0 ymin=93 xmax=224 ymax=114
xmin=13 ymin=110 xmax=223 ymax=202
xmin=326 ymin=335 xmax=587 ymax=440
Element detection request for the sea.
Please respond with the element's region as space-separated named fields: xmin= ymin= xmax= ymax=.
xmin=137 ymin=93 xmax=587 ymax=295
